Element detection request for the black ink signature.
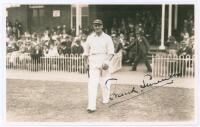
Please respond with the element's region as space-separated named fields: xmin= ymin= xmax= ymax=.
xmin=108 ymin=73 xmax=180 ymax=107
xmin=140 ymin=73 xmax=180 ymax=88
xmin=109 ymin=86 xmax=138 ymax=100
xmin=105 ymin=78 xmax=118 ymax=89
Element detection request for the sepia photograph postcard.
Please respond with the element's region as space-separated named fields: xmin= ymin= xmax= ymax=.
xmin=1 ymin=0 xmax=199 ymax=126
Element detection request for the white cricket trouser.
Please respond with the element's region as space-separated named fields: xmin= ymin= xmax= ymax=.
xmin=87 ymin=54 xmax=111 ymax=110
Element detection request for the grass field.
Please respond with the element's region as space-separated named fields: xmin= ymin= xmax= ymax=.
xmin=6 ymin=79 xmax=194 ymax=122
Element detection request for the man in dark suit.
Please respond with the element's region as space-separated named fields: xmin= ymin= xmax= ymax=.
xmin=131 ymin=31 xmax=152 ymax=72
xmin=30 ymin=44 xmax=43 ymax=71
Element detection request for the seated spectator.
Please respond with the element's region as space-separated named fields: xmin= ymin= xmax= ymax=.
xmin=127 ymin=22 xmax=135 ymax=34
xmin=42 ymin=44 xmax=49 ymax=57
xmin=62 ymin=25 xmax=67 ymax=34
xmin=165 ymin=36 xmax=179 ymax=55
xmin=188 ymin=19 xmax=194 ymax=36
xmin=180 ymin=27 xmax=190 ymax=44
xmin=46 ymin=41 xmax=59 ymax=57
xmin=70 ymin=27 xmax=76 ymax=37
xmin=80 ymin=33 xmax=87 ymax=52
xmin=41 ymin=33 xmax=50 ymax=42
xmin=24 ymin=31 xmax=31 ymax=38
xmin=177 ymin=43 xmax=193 ymax=57
xmin=62 ymin=31 xmax=69 ymax=39
xmin=36 ymin=34 xmax=42 ymax=44
xmin=111 ymin=34 xmax=122 ymax=53
xmin=71 ymin=37 xmax=83 ymax=55
xmin=6 ymin=24 xmax=13 ymax=37
xmin=65 ymin=35 xmax=72 ymax=49
xmin=111 ymin=27 xmax=117 ymax=35
xmin=118 ymin=33 xmax=126 ymax=46
xmin=8 ymin=40 xmax=32 ymax=66
xmin=7 ymin=41 xmax=19 ymax=54
xmin=58 ymin=40 xmax=71 ymax=56
xmin=25 ymin=40 xmax=33 ymax=54
xmin=16 ymin=40 xmax=24 ymax=50
xmin=52 ymin=31 xmax=59 ymax=41
xmin=188 ymin=28 xmax=194 ymax=48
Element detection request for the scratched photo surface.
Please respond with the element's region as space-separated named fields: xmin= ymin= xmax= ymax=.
xmin=6 ymin=4 xmax=195 ymax=123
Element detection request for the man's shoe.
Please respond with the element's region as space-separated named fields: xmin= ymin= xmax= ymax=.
xmin=131 ymin=66 xmax=136 ymax=71
xmin=87 ymin=109 xmax=96 ymax=113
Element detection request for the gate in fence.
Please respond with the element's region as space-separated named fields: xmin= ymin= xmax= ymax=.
xmin=152 ymin=54 xmax=195 ymax=78
xmin=6 ymin=52 xmax=122 ymax=74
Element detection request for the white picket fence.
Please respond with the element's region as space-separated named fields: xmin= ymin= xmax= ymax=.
xmin=152 ymin=54 xmax=195 ymax=78
xmin=6 ymin=52 xmax=122 ymax=74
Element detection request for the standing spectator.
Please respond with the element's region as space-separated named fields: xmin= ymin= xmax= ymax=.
xmin=126 ymin=34 xmax=136 ymax=65
xmin=30 ymin=44 xmax=43 ymax=71
xmin=6 ymin=20 xmax=13 ymax=37
xmin=71 ymin=27 xmax=76 ymax=37
xmin=154 ymin=23 xmax=161 ymax=45
xmin=131 ymin=31 xmax=152 ymax=72
xmin=165 ymin=36 xmax=179 ymax=73
xmin=56 ymin=26 xmax=62 ymax=35
xmin=121 ymin=37 xmax=130 ymax=64
xmin=12 ymin=26 xmax=18 ymax=39
xmin=31 ymin=44 xmax=43 ymax=59
xmin=62 ymin=25 xmax=67 ymax=34
xmin=120 ymin=18 xmax=127 ymax=34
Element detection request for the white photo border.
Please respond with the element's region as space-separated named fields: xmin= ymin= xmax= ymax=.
xmin=1 ymin=0 xmax=200 ymax=126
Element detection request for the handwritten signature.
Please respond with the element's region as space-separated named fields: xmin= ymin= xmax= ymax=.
xmin=106 ymin=73 xmax=180 ymax=107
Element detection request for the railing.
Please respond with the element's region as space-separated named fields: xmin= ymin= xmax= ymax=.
xmin=152 ymin=54 xmax=195 ymax=78
xmin=6 ymin=52 xmax=123 ymax=74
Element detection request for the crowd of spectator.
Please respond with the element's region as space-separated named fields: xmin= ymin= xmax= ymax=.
xmin=165 ymin=10 xmax=194 ymax=57
xmin=6 ymin=23 xmax=87 ymax=63
xmin=105 ymin=11 xmax=195 ymax=65
xmin=6 ymin=19 xmax=23 ymax=40
xmin=100 ymin=11 xmax=162 ymax=64
xmin=6 ymin=10 xmax=195 ymax=67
